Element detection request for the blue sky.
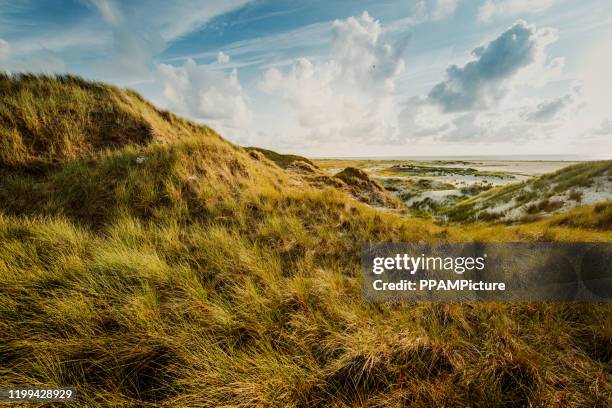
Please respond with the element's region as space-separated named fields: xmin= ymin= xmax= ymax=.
xmin=1 ymin=0 xmax=611 ymax=157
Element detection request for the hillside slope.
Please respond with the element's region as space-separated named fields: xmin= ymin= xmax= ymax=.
xmin=247 ymin=147 xmax=316 ymax=168
xmin=0 ymin=74 xmax=610 ymax=407
xmin=248 ymin=148 xmax=402 ymax=208
xmin=444 ymin=161 xmax=612 ymax=223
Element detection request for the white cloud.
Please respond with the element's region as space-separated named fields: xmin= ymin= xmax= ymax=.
xmin=84 ymin=0 xmax=164 ymax=81
xmin=0 ymin=38 xmax=66 ymax=73
xmin=525 ymin=93 xmax=575 ymax=122
xmin=427 ymin=20 xmax=558 ymax=112
xmin=171 ymin=21 xmax=332 ymax=67
xmin=216 ymin=51 xmax=230 ymax=64
xmin=258 ymin=59 xmax=340 ymax=128
xmin=157 ymin=58 xmax=252 ymax=129
xmin=257 ymin=12 xmax=405 ymax=143
xmin=331 ymin=12 xmax=405 ymax=94
xmin=400 ymin=85 xmax=585 ymax=145
xmin=0 ymin=15 xmax=108 ymax=58
xmin=478 ymin=0 xmax=555 ymax=22
xmin=575 ymin=35 xmax=612 ymax=139
xmin=82 ymin=0 xmax=251 ymax=82
xmin=581 ymin=38 xmax=612 ymax=121
xmin=0 ymin=39 xmax=10 ymax=61
xmin=0 ymin=0 xmax=251 ymax=82
xmin=85 ymin=0 xmax=252 ymax=42
xmin=86 ymin=0 xmax=122 ymax=25
xmin=398 ymin=97 xmax=450 ymax=138
xmin=411 ymin=0 xmax=460 ymax=22
xmin=396 ymin=19 xmax=581 ymax=145
xmin=432 ymin=0 xmax=459 ymax=20
xmin=591 ymin=119 xmax=612 ymax=136
xmin=133 ymin=0 xmax=252 ymax=42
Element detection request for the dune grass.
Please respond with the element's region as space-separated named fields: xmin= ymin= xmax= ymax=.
xmin=247 ymin=147 xmax=316 ymax=169
xmin=444 ymin=161 xmax=612 ymax=223
xmin=0 ymin=74 xmax=611 ymax=407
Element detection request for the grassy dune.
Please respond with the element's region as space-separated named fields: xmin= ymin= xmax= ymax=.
xmin=445 ymin=161 xmax=612 ymax=224
xmin=0 ymin=74 xmax=611 ymax=407
xmin=247 ymin=147 xmax=316 ymax=169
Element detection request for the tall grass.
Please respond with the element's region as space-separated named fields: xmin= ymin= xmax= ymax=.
xmin=0 ymin=75 xmax=610 ymax=407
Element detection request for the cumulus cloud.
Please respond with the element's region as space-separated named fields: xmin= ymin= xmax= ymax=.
xmin=157 ymin=58 xmax=252 ymax=129
xmin=258 ymin=59 xmax=340 ymax=128
xmin=400 ymin=89 xmax=582 ymax=144
xmin=331 ymin=12 xmax=405 ymax=93
xmin=427 ymin=20 xmax=557 ymax=112
xmin=396 ymin=20 xmax=578 ymax=144
xmin=257 ymin=12 xmax=405 ymax=142
xmin=478 ymin=0 xmax=555 ymax=22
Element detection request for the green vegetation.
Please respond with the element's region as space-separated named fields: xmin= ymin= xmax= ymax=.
xmin=332 ymin=167 xmax=401 ymax=208
xmin=526 ymin=199 xmax=564 ymax=215
xmin=383 ymin=177 xmax=456 ymax=193
xmin=543 ymin=201 xmax=612 ymax=231
xmin=334 ymin=166 xmax=385 ymax=193
xmin=0 ymin=73 xmax=195 ymax=172
xmin=247 ymin=147 xmax=316 ymax=169
xmin=381 ymin=164 xmax=511 ymax=179
xmin=445 ymin=161 xmax=612 ymax=223
xmin=0 ymin=75 xmax=611 ymax=407
xmin=460 ymin=183 xmax=493 ymax=195
xmin=569 ymin=190 xmax=583 ymax=202
xmin=314 ymin=159 xmax=482 ymax=173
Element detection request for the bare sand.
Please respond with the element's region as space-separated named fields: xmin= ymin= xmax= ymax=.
xmin=432 ymin=160 xmax=579 ymax=176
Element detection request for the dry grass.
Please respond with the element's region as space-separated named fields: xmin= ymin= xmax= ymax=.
xmin=0 ymin=74 xmax=611 ymax=407
xmin=541 ymin=202 xmax=612 ymax=231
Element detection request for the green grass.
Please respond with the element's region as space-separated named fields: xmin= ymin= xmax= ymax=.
xmin=333 ymin=167 xmax=402 ymax=209
xmin=380 ymin=164 xmax=511 ymax=179
xmin=444 ymin=161 xmax=612 ymax=223
xmin=383 ymin=177 xmax=456 ymax=193
xmin=0 ymin=73 xmax=205 ymax=172
xmin=247 ymin=147 xmax=316 ymax=169
xmin=0 ymin=74 xmax=611 ymax=407
xmin=542 ymin=201 xmax=612 ymax=230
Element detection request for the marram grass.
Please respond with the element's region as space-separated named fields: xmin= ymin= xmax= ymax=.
xmin=0 ymin=74 xmax=610 ymax=407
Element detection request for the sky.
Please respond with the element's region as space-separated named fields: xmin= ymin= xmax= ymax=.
xmin=1 ymin=0 xmax=611 ymax=157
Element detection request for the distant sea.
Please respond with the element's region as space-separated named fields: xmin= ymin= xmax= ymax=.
xmin=315 ymin=154 xmax=611 ymax=161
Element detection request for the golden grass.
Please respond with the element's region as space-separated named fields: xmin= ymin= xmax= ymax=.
xmin=0 ymin=74 xmax=610 ymax=407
